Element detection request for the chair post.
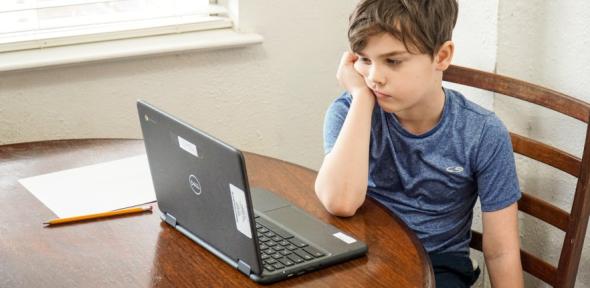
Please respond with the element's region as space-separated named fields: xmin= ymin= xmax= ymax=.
xmin=556 ymin=120 xmax=590 ymax=288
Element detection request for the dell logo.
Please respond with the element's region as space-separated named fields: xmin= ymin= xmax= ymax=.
xmin=189 ymin=174 xmax=202 ymax=195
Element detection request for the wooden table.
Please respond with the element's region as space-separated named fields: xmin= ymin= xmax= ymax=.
xmin=0 ymin=139 xmax=434 ymax=288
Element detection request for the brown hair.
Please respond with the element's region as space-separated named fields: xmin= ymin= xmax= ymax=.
xmin=348 ymin=0 xmax=458 ymax=58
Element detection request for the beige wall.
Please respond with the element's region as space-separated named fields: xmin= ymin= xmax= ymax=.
xmin=0 ymin=1 xmax=354 ymax=170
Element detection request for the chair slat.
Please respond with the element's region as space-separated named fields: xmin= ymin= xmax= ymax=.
xmin=518 ymin=192 xmax=570 ymax=231
xmin=443 ymin=65 xmax=590 ymax=123
xmin=510 ymin=133 xmax=581 ymax=177
xmin=521 ymin=249 xmax=558 ymax=286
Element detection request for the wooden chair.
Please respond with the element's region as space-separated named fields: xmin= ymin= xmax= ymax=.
xmin=443 ymin=65 xmax=590 ymax=287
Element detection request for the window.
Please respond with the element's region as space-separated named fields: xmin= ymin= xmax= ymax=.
xmin=0 ymin=0 xmax=231 ymax=52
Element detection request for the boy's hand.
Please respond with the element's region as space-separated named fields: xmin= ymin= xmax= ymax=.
xmin=336 ymin=52 xmax=371 ymax=96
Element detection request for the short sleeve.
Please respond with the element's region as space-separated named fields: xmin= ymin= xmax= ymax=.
xmin=323 ymin=92 xmax=352 ymax=155
xmin=474 ymin=116 xmax=522 ymax=212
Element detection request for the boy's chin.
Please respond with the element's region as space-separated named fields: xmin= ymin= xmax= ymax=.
xmin=376 ymin=101 xmax=400 ymax=113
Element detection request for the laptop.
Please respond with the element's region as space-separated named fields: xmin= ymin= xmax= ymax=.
xmin=137 ymin=100 xmax=368 ymax=284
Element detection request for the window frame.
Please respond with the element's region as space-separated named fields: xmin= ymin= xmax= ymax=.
xmin=0 ymin=0 xmax=263 ymax=73
xmin=0 ymin=0 xmax=229 ymax=53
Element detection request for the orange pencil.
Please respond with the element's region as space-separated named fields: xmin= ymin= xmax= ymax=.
xmin=43 ymin=206 xmax=153 ymax=226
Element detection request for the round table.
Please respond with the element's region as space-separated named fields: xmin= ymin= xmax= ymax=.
xmin=0 ymin=139 xmax=434 ymax=288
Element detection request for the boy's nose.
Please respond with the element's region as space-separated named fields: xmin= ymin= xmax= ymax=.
xmin=367 ymin=65 xmax=385 ymax=87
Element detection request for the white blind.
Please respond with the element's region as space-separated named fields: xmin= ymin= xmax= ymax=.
xmin=0 ymin=0 xmax=231 ymax=52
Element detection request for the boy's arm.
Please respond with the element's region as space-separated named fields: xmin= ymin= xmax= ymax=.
xmin=314 ymin=52 xmax=375 ymax=217
xmin=482 ymin=202 xmax=524 ymax=288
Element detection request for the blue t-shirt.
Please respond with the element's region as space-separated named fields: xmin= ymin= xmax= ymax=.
xmin=323 ymin=88 xmax=521 ymax=254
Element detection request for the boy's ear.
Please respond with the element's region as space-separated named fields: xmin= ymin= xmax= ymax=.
xmin=434 ymin=41 xmax=454 ymax=71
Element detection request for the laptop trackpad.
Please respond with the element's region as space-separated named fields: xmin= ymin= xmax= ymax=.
xmin=265 ymin=206 xmax=332 ymax=235
xmin=251 ymin=187 xmax=291 ymax=212
xmin=254 ymin=189 xmax=364 ymax=254
xmin=263 ymin=206 xmax=349 ymax=251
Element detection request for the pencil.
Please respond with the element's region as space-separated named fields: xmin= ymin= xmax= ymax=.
xmin=43 ymin=206 xmax=153 ymax=226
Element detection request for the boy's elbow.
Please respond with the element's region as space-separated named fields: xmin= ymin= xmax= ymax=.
xmin=314 ymin=181 xmax=363 ymax=217
xmin=323 ymin=201 xmax=359 ymax=217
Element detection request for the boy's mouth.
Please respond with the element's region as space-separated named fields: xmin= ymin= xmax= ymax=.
xmin=372 ymin=89 xmax=392 ymax=99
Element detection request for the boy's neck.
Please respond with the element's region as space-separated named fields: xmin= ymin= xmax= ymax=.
xmin=395 ymin=87 xmax=446 ymax=136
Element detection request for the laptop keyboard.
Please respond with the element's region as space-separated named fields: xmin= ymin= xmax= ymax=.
xmin=255 ymin=217 xmax=325 ymax=272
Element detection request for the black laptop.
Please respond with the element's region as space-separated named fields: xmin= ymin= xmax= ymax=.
xmin=137 ymin=100 xmax=367 ymax=283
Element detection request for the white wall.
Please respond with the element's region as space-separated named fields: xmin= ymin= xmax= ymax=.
xmin=496 ymin=1 xmax=590 ymax=287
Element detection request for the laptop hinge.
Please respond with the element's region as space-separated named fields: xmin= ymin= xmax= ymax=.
xmin=237 ymin=260 xmax=251 ymax=275
xmin=164 ymin=213 xmax=177 ymax=227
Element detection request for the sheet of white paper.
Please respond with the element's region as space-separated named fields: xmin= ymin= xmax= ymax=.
xmin=19 ymin=154 xmax=156 ymax=218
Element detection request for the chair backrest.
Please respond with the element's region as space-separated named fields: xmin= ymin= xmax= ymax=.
xmin=443 ymin=65 xmax=590 ymax=288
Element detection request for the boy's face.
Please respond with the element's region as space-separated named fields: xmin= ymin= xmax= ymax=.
xmin=354 ymin=32 xmax=443 ymax=115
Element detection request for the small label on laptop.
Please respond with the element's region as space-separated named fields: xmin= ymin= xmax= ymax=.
xmin=229 ymin=184 xmax=252 ymax=239
xmin=178 ymin=136 xmax=198 ymax=157
xmin=333 ymin=232 xmax=357 ymax=244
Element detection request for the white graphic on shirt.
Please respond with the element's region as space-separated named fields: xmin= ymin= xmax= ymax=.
xmin=446 ymin=166 xmax=464 ymax=173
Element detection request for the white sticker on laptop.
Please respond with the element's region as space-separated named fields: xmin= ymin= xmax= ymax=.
xmin=333 ymin=232 xmax=357 ymax=244
xmin=229 ymin=184 xmax=252 ymax=239
xmin=178 ymin=136 xmax=198 ymax=157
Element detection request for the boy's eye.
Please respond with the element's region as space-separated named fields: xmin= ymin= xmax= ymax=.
xmin=358 ymin=57 xmax=371 ymax=64
xmin=387 ymin=59 xmax=402 ymax=65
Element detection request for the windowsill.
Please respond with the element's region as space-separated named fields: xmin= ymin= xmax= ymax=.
xmin=0 ymin=28 xmax=263 ymax=73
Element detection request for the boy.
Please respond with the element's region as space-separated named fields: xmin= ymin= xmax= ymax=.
xmin=314 ymin=0 xmax=523 ymax=287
